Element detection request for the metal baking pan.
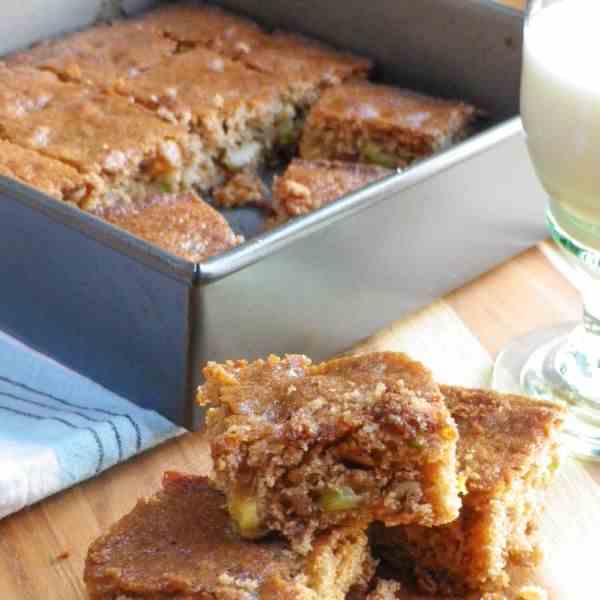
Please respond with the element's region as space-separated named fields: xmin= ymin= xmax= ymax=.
xmin=0 ymin=0 xmax=546 ymax=427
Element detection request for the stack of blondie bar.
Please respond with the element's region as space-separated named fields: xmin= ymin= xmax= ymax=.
xmin=0 ymin=1 xmax=478 ymax=262
xmin=84 ymin=352 xmax=565 ymax=599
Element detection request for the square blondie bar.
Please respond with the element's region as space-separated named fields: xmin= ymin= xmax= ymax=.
xmin=372 ymin=386 xmax=566 ymax=595
xmin=300 ymin=81 xmax=477 ymax=167
xmin=198 ymin=353 xmax=460 ymax=554
xmin=0 ymin=68 xmax=216 ymax=208
xmin=6 ymin=20 xmax=175 ymax=90
xmin=119 ymin=47 xmax=288 ymax=178
xmin=90 ymin=191 xmax=243 ymax=262
xmin=271 ymin=159 xmax=392 ymax=224
xmin=84 ymin=472 xmax=375 ymax=600
xmin=0 ymin=139 xmax=93 ymax=206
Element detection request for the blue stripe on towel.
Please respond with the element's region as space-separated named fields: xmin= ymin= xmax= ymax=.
xmin=0 ymin=331 xmax=182 ymax=519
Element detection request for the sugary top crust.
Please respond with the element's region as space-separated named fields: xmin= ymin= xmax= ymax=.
xmin=5 ymin=21 xmax=176 ymax=88
xmin=92 ymin=191 xmax=242 ymax=262
xmin=307 ymin=81 xmax=476 ymax=137
xmin=84 ymin=472 xmax=305 ymax=599
xmin=0 ymin=87 xmax=187 ymax=175
xmin=0 ymin=66 xmax=74 ymax=120
xmin=138 ymin=1 xmax=269 ymax=59
xmin=0 ymin=139 xmax=85 ymax=199
xmin=199 ymin=352 xmax=455 ymax=451
xmin=119 ymin=47 xmax=283 ymax=124
xmin=441 ymin=385 xmax=566 ymax=493
xmin=239 ymin=32 xmax=372 ymax=87
xmin=274 ymin=159 xmax=392 ymax=213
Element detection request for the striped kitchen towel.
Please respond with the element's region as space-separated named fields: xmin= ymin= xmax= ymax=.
xmin=0 ymin=330 xmax=181 ymax=519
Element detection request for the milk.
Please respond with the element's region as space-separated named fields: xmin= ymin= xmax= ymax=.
xmin=521 ymin=0 xmax=600 ymax=233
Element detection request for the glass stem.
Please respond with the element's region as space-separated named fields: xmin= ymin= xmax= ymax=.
xmin=553 ymin=280 xmax=600 ymax=408
xmin=582 ymin=280 xmax=600 ymax=336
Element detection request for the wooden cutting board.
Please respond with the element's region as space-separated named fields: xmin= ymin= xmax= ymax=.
xmin=0 ymin=244 xmax=598 ymax=600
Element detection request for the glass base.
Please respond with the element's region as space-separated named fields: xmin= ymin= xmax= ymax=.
xmin=493 ymin=322 xmax=600 ymax=461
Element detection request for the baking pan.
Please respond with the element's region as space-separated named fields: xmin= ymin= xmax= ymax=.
xmin=0 ymin=0 xmax=547 ymax=427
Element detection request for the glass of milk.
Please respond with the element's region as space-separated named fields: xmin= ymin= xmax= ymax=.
xmin=493 ymin=0 xmax=600 ymax=459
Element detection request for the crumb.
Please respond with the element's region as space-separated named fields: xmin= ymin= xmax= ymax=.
xmin=212 ymin=171 xmax=269 ymax=209
xmin=366 ymin=579 xmax=402 ymax=599
xmin=517 ymin=585 xmax=548 ymax=600
xmin=50 ymin=550 xmax=70 ymax=565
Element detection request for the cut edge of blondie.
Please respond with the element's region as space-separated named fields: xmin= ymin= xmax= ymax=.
xmin=372 ymin=387 xmax=566 ymax=595
xmin=199 ymin=352 xmax=460 ymax=555
xmin=0 ymin=138 xmax=96 ymax=206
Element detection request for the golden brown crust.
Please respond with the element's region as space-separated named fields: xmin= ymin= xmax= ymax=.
xmin=84 ymin=472 xmax=372 ymax=600
xmin=198 ymin=353 xmax=459 ymax=552
xmin=119 ymin=46 xmax=282 ymax=123
xmin=0 ymin=66 xmax=73 ymax=120
xmin=300 ymin=81 xmax=477 ymax=164
xmin=5 ymin=20 xmax=175 ymax=90
xmin=372 ymin=387 xmax=566 ymax=595
xmin=240 ymin=32 xmax=372 ymax=95
xmin=0 ymin=85 xmax=187 ymax=173
xmin=138 ymin=1 xmax=269 ymax=59
xmin=0 ymin=65 xmax=219 ymax=207
xmin=91 ymin=191 xmax=243 ymax=262
xmin=272 ymin=159 xmax=392 ymax=223
xmin=0 ymin=139 xmax=91 ymax=204
xmin=440 ymin=385 xmax=566 ymax=494
xmin=85 ymin=472 xmax=299 ymax=599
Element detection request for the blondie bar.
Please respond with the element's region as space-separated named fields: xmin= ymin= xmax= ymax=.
xmin=300 ymin=81 xmax=477 ymax=167
xmin=6 ymin=20 xmax=175 ymax=90
xmin=198 ymin=353 xmax=460 ymax=554
xmin=91 ymin=191 xmax=243 ymax=262
xmin=271 ymin=159 xmax=392 ymax=224
xmin=118 ymin=47 xmax=288 ymax=177
xmin=84 ymin=472 xmax=375 ymax=600
xmin=372 ymin=386 xmax=566 ymax=595
xmin=0 ymin=69 xmax=215 ymax=208
xmin=0 ymin=139 xmax=93 ymax=206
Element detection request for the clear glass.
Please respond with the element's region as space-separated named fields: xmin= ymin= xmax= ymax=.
xmin=492 ymin=0 xmax=600 ymax=459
